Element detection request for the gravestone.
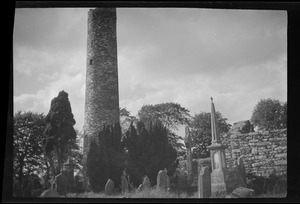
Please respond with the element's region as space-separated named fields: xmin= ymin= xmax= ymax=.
xmin=105 ymin=179 xmax=114 ymax=195
xmin=198 ymin=166 xmax=211 ymax=198
xmin=121 ymin=175 xmax=129 ymax=194
xmin=156 ymin=169 xmax=169 ymax=191
xmin=230 ymin=187 xmax=254 ymax=198
xmin=237 ymin=156 xmax=247 ymax=186
xmin=55 ymin=172 xmax=68 ymax=196
xmin=142 ymin=176 xmax=151 ymax=189
xmin=40 ymin=189 xmax=60 ymax=197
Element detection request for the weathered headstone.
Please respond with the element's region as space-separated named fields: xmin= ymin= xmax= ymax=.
xmin=137 ymin=184 xmax=143 ymax=192
xmin=121 ymin=175 xmax=129 ymax=194
xmin=142 ymin=176 xmax=151 ymax=189
xmin=105 ymin=179 xmax=114 ymax=196
xmin=156 ymin=169 xmax=169 ymax=191
xmin=198 ymin=166 xmax=211 ymax=198
xmin=55 ymin=172 xmax=68 ymax=196
xmin=63 ymin=157 xmax=75 ymax=192
xmin=230 ymin=187 xmax=254 ymax=198
xmin=40 ymin=189 xmax=60 ymax=197
xmin=237 ymin=156 xmax=247 ymax=186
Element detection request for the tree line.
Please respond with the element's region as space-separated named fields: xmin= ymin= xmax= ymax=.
xmin=13 ymin=90 xmax=287 ymax=195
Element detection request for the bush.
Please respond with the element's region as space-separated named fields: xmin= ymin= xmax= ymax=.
xmin=246 ymin=173 xmax=287 ymax=196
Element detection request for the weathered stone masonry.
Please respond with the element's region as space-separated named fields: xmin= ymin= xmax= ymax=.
xmin=83 ymin=8 xmax=120 ymax=160
xmin=221 ymin=129 xmax=287 ymax=177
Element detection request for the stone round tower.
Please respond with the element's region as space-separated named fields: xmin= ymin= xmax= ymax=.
xmin=83 ymin=7 xmax=120 ymax=159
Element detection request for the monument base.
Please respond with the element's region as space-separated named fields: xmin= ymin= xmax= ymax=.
xmin=210 ymin=169 xmax=230 ymax=198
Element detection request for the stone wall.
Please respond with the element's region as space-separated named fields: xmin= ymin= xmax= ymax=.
xmin=221 ymin=129 xmax=287 ymax=177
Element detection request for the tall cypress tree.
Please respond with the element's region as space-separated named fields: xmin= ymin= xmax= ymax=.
xmin=43 ymin=90 xmax=76 ymax=176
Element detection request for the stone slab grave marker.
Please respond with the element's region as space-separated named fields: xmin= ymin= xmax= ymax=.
xmin=156 ymin=168 xmax=170 ymax=191
xmin=230 ymin=187 xmax=254 ymax=198
xmin=105 ymin=179 xmax=115 ymax=196
xmin=198 ymin=166 xmax=211 ymax=198
xmin=121 ymin=169 xmax=129 ymax=195
xmin=142 ymin=175 xmax=151 ymax=189
xmin=54 ymin=171 xmax=68 ymax=196
xmin=237 ymin=156 xmax=247 ymax=186
xmin=40 ymin=189 xmax=60 ymax=197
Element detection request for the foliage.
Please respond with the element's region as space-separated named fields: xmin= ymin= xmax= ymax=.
xmin=43 ymin=90 xmax=77 ymax=176
xmin=190 ymin=111 xmax=231 ymax=158
xmin=246 ymin=173 xmax=287 ymax=196
xmin=250 ymin=98 xmax=287 ymax=130
xmin=123 ymin=120 xmax=178 ymax=186
xmin=86 ymin=122 xmax=123 ymax=192
xmin=13 ymin=111 xmax=46 ymax=184
xmin=137 ymin=102 xmax=191 ymax=151
xmin=120 ymin=107 xmax=138 ymax=135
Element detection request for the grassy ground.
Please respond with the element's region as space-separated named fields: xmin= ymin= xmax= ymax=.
xmin=66 ymin=188 xmax=197 ymax=198
xmin=66 ymin=188 xmax=286 ymax=198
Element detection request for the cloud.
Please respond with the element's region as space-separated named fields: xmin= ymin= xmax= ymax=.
xmin=14 ymin=8 xmax=287 ymax=133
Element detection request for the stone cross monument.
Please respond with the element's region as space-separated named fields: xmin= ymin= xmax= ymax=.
xmin=207 ymin=97 xmax=230 ymax=198
xmin=83 ymin=7 xmax=120 ymax=189
xmin=184 ymin=126 xmax=193 ymax=186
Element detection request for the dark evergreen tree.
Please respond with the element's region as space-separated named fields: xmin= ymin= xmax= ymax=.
xmin=43 ymin=90 xmax=77 ymax=176
xmin=123 ymin=120 xmax=178 ymax=185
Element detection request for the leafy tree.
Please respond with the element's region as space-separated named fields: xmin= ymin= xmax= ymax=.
xmin=43 ymin=90 xmax=77 ymax=176
xmin=120 ymin=107 xmax=138 ymax=135
xmin=13 ymin=111 xmax=46 ymax=184
xmin=251 ymin=98 xmax=287 ymax=130
xmin=123 ymin=120 xmax=178 ymax=185
xmin=190 ymin=111 xmax=231 ymax=158
xmin=137 ymin=102 xmax=191 ymax=151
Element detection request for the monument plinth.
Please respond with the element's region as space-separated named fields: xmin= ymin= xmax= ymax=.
xmin=207 ymin=97 xmax=230 ymax=198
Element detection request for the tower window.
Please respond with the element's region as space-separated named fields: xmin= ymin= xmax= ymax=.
xmin=89 ymin=59 xmax=93 ymax=65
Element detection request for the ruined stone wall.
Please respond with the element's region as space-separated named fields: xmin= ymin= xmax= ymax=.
xmin=221 ymin=129 xmax=287 ymax=177
xmin=83 ymin=8 xmax=120 ymax=162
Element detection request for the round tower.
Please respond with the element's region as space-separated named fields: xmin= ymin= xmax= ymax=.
xmin=83 ymin=7 xmax=120 ymax=159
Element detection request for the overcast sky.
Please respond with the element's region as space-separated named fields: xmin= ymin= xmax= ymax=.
xmin=13 ymin=8 xmax=287 ymax=136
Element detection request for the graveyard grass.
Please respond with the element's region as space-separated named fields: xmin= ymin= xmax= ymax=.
xmin=65 ymin=188 xmax=286 ymax=198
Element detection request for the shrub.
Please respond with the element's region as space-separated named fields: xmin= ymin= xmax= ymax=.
xmin=246 ymin=173 xmax=287 ymax=196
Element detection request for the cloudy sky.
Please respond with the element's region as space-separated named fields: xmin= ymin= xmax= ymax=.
xmin=13 ymin=8 xmax=287 ymax=136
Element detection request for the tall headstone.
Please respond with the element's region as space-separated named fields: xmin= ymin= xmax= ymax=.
xmin=184 ymin=126 xmax=193 ymax=186
xmin=156 ymin=169 xmax=169 ymax=191
xmin=54 ymin=172 xmax=68 ymax=196
xmin=142 ymin=176 xmax=151 ymax=189
xmin=83 ymin=7 xmax=120 ymax=189
xmin=121 ymin=169 xmax=129 ymax=195
xmin=63 ymin=157 xmax=74 ymax=193
xmin=207 ymin=97 xmax=230 ymax=198
xmin=105 ymin=179 xmax=115 ymax=196
xmin=198 ymin=166 xmax=211 ymax=198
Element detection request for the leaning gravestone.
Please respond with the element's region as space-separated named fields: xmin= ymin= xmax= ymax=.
xmin=230 ymin=187 xmax=254 ymax=198
xmin=55 ymin=172 xmax=68 ymax=196
xmin=40 ymin=189 xmax=60 ymax=197
xmin=105 ymin=179 xmax=114 ymax=196
xmin=198 ymin=166 xmax=211 ymax=198
xmin=156 ymin=169 xmax=169 ymax=191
